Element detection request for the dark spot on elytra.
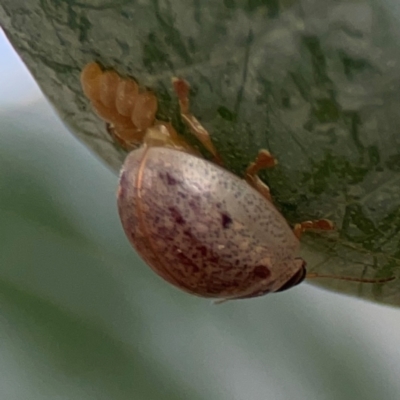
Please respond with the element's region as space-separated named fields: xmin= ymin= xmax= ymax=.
xmin=176 ymin=252 xmax=199 ymax=273
xmin=168 ymin=207 xmax=185 ymax=225
xmin=166 ymin=172 xmax=180 ymax=185
xmin=159 ymin=171 xmax=181 ymax=185
xmin=221 ymin=212 xmax=233 ymax=229
xmin=178 ymin=192 xmax=187 ymax=199
xmin=207 ymin=254 xmax=220 ymax=263
xmin=188 ymin=198 xmax=200 ymax=212
xmin=252 ymin=265 xmax=271 ymax=280
xmin=196 ymin=245 xmax=208 ymax=256
xmin=155 ymin=226 xmax=175 ymax=242
xmin=183 ymin=229 xmax=194 ymax=238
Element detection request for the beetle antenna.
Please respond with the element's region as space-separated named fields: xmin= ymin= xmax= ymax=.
xmin=306 ymin=272 xmax=395 ymax=284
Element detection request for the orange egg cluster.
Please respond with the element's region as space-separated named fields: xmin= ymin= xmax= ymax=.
xmin=81 ymin=62 xmax=158 ymax=148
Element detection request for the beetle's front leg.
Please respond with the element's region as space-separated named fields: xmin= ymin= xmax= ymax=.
xmin=245 ymin=149 xmax=277 ymax=202
xmin=172 ymin=78 xmax=222 ymax=164
xmin=293 ymin=219 xmax=334 ymax=239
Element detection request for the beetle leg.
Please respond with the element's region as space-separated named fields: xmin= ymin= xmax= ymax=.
xmin=144 ymin=121 xmax=201 ymax=155
xmin=245 ymin=149 xmax=278 ymax=202
xmin=106 ymin=123 xmax=148 ymax=150
xmin=293 ymin=219 xmax=334 ymax=239
xmin=172 ymin=78 xmax=222 ymax=164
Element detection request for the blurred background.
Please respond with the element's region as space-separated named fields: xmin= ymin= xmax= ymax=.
xmin=1 ymin=28 xmax=400 ymax=400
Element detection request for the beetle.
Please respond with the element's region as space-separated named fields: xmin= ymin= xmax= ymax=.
xmin=81 ymin=62 xmax=394 ymax=301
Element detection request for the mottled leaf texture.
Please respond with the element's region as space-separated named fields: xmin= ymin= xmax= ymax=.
xmin=1 ymin=0 xmax=400 ymax=306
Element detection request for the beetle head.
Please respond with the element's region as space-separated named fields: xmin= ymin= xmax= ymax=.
xmin=275 ymin=258 xmax=307 ymax=292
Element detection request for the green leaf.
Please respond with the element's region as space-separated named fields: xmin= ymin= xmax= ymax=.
xmin=1 ymin=0 xmax=400 ymax=306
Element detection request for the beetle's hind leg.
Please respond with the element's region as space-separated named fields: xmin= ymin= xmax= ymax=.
xmin=172 ymin=78 xmax=222 ymax=164
xmin=245 ymin=153 xmax=335 ymax=236
xmin=172 ymin=77 xmax=277 ymax=202
xmin=293 ymin=219 xmax=334 ymax=239
xmin=245 ymin=149 xmax=278 ymax=202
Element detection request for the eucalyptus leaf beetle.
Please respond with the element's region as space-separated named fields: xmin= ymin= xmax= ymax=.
xmin=81 ymin=62 xmax=394 ymax=301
